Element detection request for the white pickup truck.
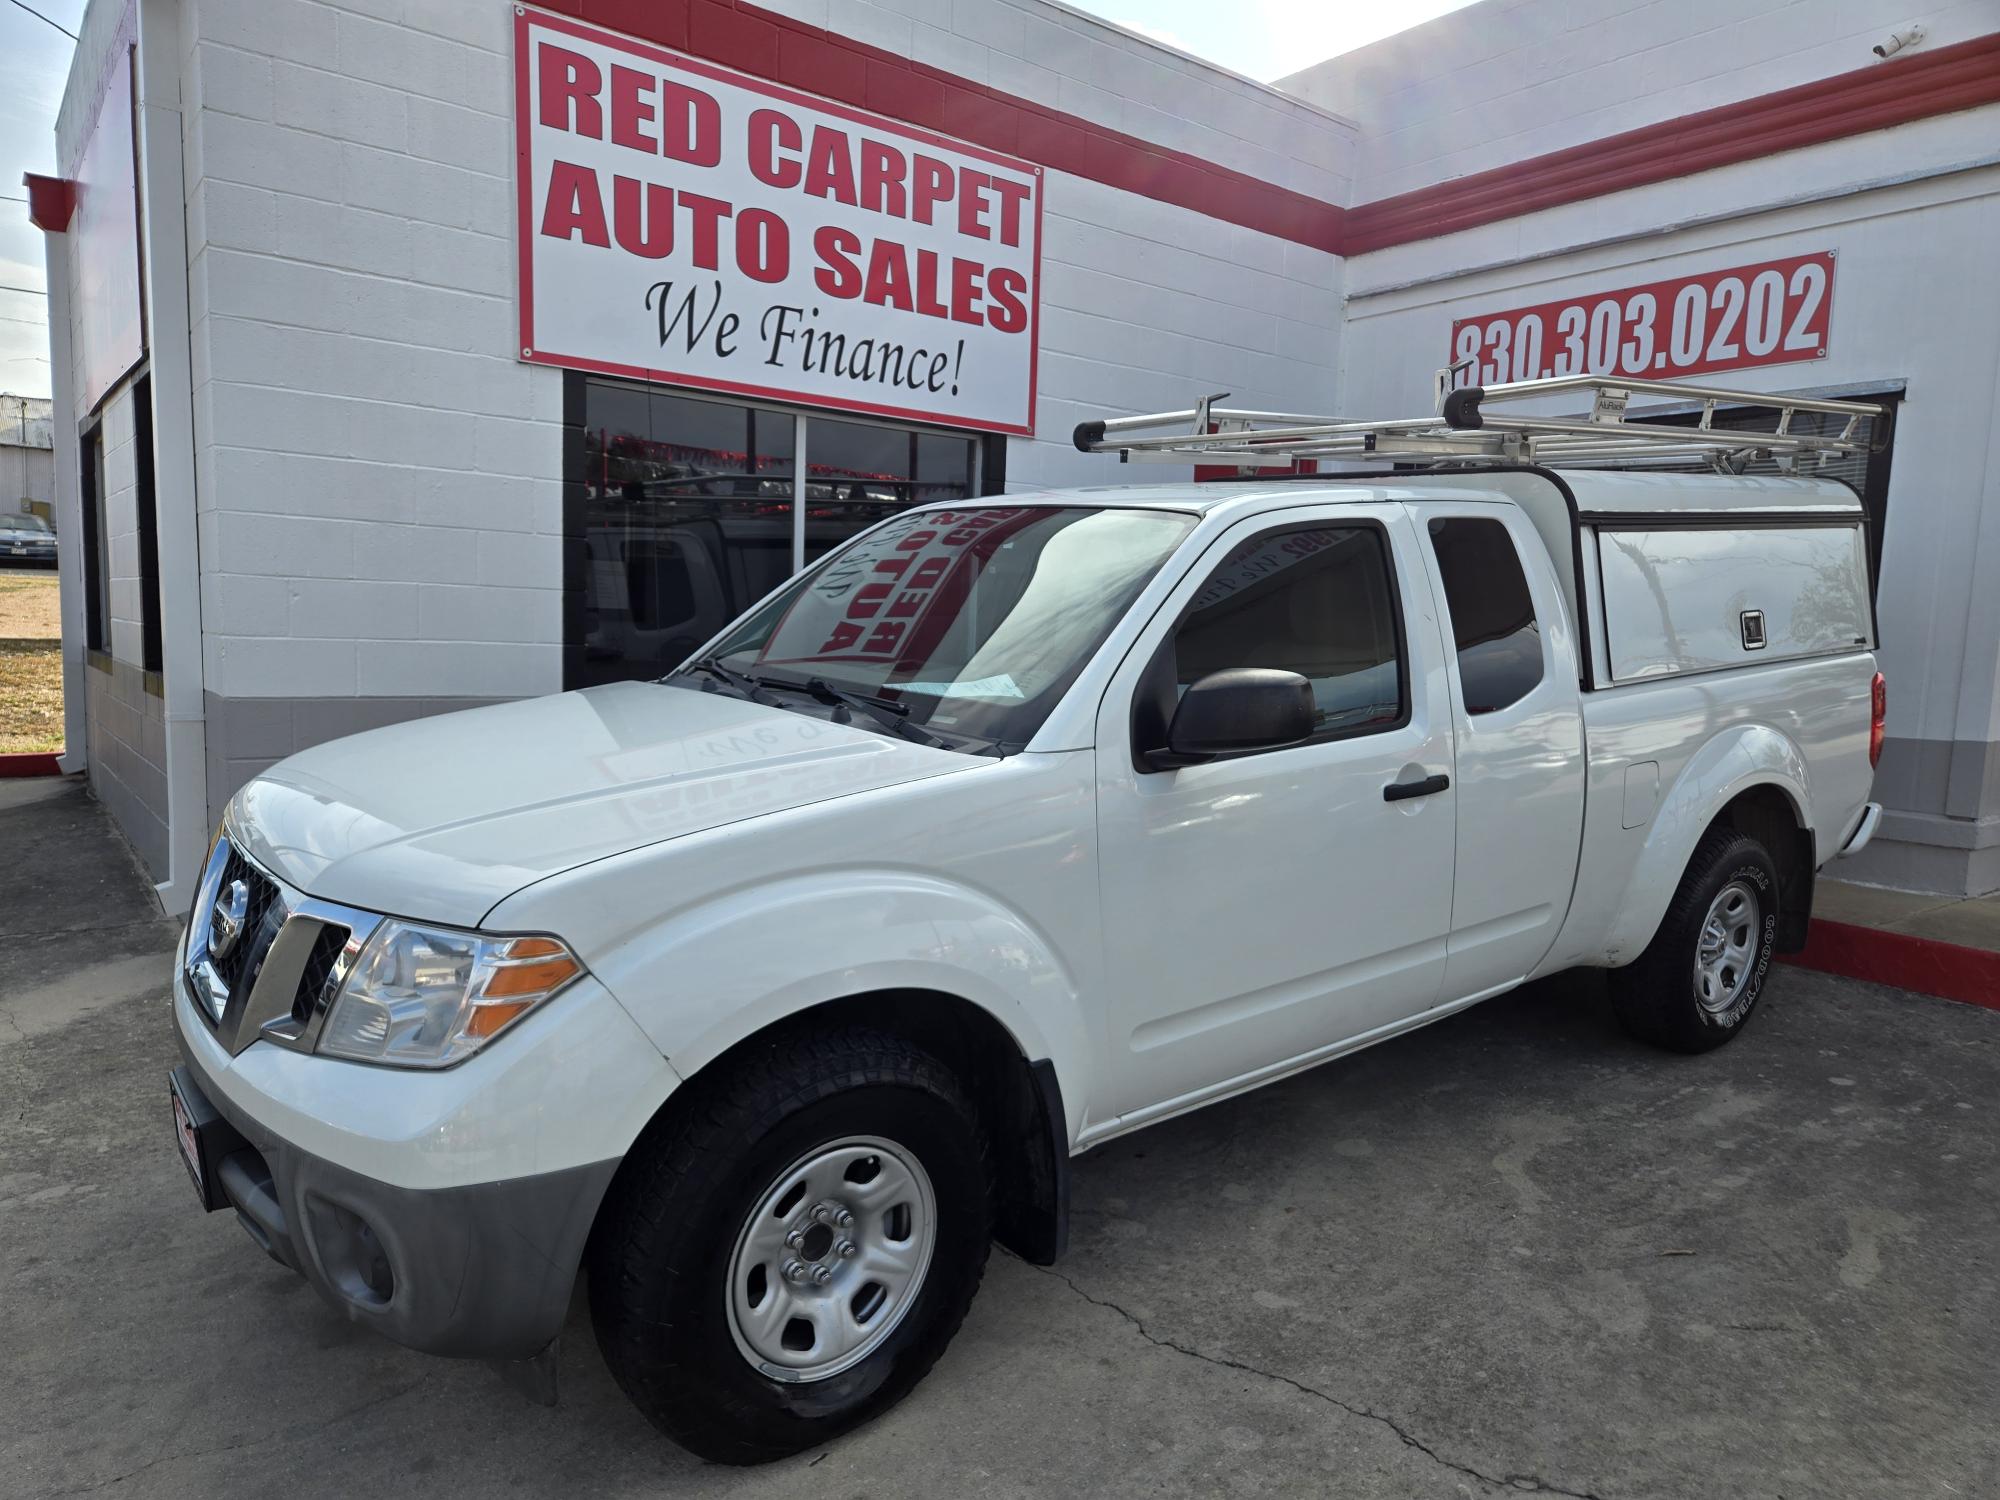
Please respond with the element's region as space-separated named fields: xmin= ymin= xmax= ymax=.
xmin=167 ymin=382 xmax=1887 ymax=1463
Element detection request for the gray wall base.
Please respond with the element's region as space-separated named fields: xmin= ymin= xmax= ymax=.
xmin=1833 ymin=837 xmax=2000 ymax=899
xmin=86 ymin=657 xmax=168 ymax=881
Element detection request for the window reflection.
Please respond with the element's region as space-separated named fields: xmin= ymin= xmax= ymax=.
xmin=803 ymin=415 xmax=978 ymax=565
xmin=572 ymin=380 xmax=979 ymax=688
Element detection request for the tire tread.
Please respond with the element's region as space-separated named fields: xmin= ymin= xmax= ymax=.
xmin=1611 ymin=828 xmax=1777 ymax=1054
xmin=587 ymin=1024 xmax=992 ymax=1464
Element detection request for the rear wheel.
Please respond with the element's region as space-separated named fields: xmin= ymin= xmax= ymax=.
xmin=1611 ymin=830 xmax=1780 ymax=1053
xmin=587 ymin=1026 xmax=992 ymax=1463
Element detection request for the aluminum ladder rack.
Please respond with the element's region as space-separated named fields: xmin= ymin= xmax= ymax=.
xmin=1071 ymin=369 xmax=1891 ymax=473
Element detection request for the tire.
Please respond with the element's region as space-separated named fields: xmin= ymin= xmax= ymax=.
xmin=586 ymin=1026 xmax=993 ymax=1464
xmin=1610 ymin=829 xmax=1781 ymax=1054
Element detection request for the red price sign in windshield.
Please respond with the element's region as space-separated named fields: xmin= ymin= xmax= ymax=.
xmin=1449 ymin=251 xmax=1835 ymax=388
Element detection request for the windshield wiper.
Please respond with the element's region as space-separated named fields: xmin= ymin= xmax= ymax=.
xmin=678 ymin=658 xmax=782 ymax=706
xmin=794 ymin=676 xmax=950 ymax=748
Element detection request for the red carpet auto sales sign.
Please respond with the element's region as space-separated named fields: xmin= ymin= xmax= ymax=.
xmin=514 ymin=11 xmax=1042 ymax=435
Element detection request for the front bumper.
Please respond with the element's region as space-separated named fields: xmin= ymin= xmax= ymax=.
xmin=171 ymin=959 xmax=677 ymax=1360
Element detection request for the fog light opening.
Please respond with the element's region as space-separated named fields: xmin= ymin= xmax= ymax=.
xmin=306 ymin=1195 xmax=396 ymax=1309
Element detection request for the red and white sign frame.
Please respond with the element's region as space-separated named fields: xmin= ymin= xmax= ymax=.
xmin=514 ymin=7 xmax=1043 ymax=436
xmin=1448 ymin=251 xmax=1837 ymax=389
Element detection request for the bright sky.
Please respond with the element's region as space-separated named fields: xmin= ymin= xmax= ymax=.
xmin=1064 ymin=0 xmax=1481 ymax=83
xmin=1 ymin=0 xmax=83 ymax=401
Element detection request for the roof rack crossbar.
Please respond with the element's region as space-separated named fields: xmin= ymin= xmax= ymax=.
xmin=1073 ymin=370 xmax=1889 ymax=473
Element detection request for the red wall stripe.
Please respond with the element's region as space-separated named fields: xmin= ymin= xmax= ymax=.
xmin=1341 ymin=31 xmax=2000 ymax=255
xmin=544 ymin=4 xmax=2000 ymax=259
xmin=548 ymin=0 xmax=1347 ymax=253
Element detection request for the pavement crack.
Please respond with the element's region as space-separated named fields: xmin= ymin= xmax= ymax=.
xmin=1010 ymin=1252 xmax=1609 ymax=1500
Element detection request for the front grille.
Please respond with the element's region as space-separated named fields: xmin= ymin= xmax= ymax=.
xmin=210 ymin=847 xmax=283 ymax=995
xmin=293 ymin=924 xmax=352 ymax=1023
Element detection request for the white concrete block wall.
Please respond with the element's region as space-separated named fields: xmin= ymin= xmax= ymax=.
xmin=181 ymin=0 xmax=566 ymax=711
xmin=0 ymin=445 xmax=57 ymax=510
xmin=1280 ymin=0 xmax=1998 ymax=202
xmin=97 ymin=386 xmax=141 ymax=667
xmin=1018 ymin=172 xmax=1343 ymax=492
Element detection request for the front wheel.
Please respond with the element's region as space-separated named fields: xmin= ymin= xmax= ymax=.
xmin=1610 ymin=829 xmax=1780 ymax=1053
xmin=586 ymin=1027 xmax=993 ymax=1463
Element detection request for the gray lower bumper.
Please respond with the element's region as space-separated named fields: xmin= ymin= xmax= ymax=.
xmin=174 ymin=1032 xmax=619 ymax=1362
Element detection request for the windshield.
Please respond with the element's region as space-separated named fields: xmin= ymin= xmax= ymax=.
xmin=7 ymin=515 xmax=50 ymax=533
xmin=693 ymin=505 xmax=1196 ymax=753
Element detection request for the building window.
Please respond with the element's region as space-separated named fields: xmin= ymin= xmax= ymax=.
xmin=1170 ymin=525 xmax=1406 ymax=745
xmin=567 ymin=376 xmax=990 ymax=689
xmin=78 ymin=418 xmax=109 ymax=655
xmin=1425 ymin=516 xmax=1544 ymax=714
xmin=134 ymin=375 xmax=162 ymax=673
xmin=804 ymin=415 xmax=979 ymax=566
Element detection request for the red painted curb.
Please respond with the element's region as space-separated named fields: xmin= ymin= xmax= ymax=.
xmin=1783 ymin=918 xmax=2000 ymax=1013
xmin=0 ymin=753 xmax=63 ymax=778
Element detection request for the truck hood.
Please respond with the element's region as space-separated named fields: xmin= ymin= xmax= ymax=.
xmin=229 ymin=681 xmax=975 ymax=927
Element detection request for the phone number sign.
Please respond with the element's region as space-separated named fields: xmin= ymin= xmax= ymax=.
xmin=1449 ymin=251 xmax=1835 ymax=388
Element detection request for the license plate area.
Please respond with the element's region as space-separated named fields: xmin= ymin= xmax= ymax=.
xmin=168 ymin=1066 xmax=247 ymax=1213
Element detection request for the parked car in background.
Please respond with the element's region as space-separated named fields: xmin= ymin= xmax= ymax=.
xmin=0 ymin=511 xmax=55 ymax=565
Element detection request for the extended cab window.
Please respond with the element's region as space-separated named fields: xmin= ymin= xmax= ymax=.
xmin=1426 ymin=517 xmax=1544 ymax=713
xmin=1171 ymin=525 xmax=1405 ymax=740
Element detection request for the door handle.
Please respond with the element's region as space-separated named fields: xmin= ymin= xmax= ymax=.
xmin=1383 ymin=773 xmax=1450 ymax=802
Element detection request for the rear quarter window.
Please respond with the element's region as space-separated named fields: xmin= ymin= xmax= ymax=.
xmin=1426 ymin=517 xmax=1544 ymax=714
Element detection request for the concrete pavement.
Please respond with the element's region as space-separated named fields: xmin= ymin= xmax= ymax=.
xmin=4 ymin=775 xmax=1996 ymax=1498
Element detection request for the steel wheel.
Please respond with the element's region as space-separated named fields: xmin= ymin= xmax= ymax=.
xmin=725 ymin=1136 xmax=937 ymax=1383
xmin=1694 ymin=879 xmax=1760 ymax=1014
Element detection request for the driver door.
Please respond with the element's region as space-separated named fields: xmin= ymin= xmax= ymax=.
xmin=1092 ymin=504 xmax=1459 ymax=1125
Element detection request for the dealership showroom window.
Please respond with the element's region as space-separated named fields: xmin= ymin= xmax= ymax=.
xmin=571 ymin=380 xmax=983 ymax=686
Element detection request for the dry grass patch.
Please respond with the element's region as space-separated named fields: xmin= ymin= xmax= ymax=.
xmin=1 ymin=638 xmax=64 ymax=753
xmin=0 ymin=571 xmax=61 ymax=639
xmin=0 ymin=570 xmax=64 ymax=752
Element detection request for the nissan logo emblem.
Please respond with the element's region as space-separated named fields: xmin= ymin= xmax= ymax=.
xmin=210 ymin=878 xmax=250 ymax=959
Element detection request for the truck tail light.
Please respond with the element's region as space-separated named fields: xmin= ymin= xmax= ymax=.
xmin=1869 ymin=672 xmax=1886 ymax=769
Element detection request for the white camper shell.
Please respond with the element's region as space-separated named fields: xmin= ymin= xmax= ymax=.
xmin=1404 ymin=468 xmax=1875 ymax=688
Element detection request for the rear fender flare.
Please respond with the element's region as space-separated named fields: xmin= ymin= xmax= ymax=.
xmin=1604 ymin=726 xmax=1811 ymax=961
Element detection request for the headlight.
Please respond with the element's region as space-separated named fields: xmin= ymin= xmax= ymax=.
xmin=317 ymin=921 xmax=583 ymax=1068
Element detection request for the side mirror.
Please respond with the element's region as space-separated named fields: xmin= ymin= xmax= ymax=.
xmin=1148 ymin=668 xmax=1315 ymax=769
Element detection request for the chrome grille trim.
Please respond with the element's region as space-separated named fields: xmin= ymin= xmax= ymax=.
xmin=181 ymin=833 xmax=385 ymax=1058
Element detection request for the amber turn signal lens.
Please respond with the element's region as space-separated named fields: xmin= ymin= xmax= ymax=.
xmin=484 ymin=955 xmax=581 ymax=998
xmin=465 ymin=1000 xmax=536 ymax=1038
xmin=505 ymin=936 xmax=568 ymax=959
